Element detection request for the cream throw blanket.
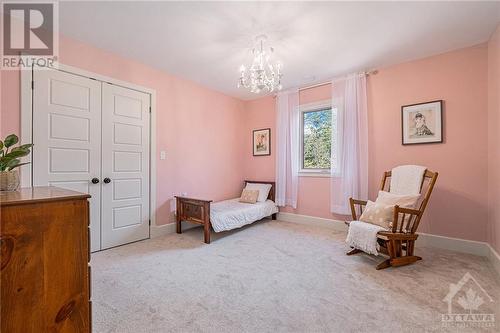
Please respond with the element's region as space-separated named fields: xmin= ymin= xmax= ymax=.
xmin=390 ymin=165 xmax=427 ymax=195
xmin=346 ymin=221 xmax=386 ymax=255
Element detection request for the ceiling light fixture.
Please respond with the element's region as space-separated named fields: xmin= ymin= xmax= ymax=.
xmin=238 ymin=35 xmax=283 ymax=94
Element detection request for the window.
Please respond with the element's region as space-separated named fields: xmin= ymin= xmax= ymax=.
xmin=300 ymin=102 xmax=335 ymax=175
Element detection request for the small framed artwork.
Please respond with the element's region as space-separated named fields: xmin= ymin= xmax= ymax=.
xmin=402 ymin=100 xmax=443 ymax=145
xmin=253 ymin=128 xmax=271 ymax=156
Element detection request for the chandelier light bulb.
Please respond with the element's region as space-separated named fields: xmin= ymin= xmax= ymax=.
xmin=237 ymin=35 xmax=283 ymax=94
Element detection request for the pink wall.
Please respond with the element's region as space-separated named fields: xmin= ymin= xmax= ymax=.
xmin=1 ymin=70 xmax=19 ymax=136
xmin=243 ymin=97 xmax=276 ymax=181
xmin=243 ymin=44 xmax=490 ymax=243
xmin=0 ymin=35 xmax=246 ymax=225
xmin=488 ymin=25 xmax=500 ymax=253
xmin=368 ymin=45 xmax=488 ymax=241
xmin=1 ymin=32 xmax=497 ymax=245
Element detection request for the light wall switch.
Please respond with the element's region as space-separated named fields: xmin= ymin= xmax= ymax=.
xmin=160 ymin=150 xmax=166 ymax=160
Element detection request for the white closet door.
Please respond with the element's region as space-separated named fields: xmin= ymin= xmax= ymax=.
xmin=32 ymin=68 xmax=102 ymax=252
xmin=101 ymin=83 xmax=150 ymax=249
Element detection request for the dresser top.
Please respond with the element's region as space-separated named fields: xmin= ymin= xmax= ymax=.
xmin=0 ymin=186 xmax=90 ymax=206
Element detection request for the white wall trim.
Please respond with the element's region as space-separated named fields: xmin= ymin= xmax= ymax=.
xmin=277 ymin=212 xmax=348 ymax=232
xmin=277 ymin=212 xmax=500 ymax=276
xmin=487 ymin=244 xmax=500 ymax=278
xmin=54 ymin=62 xmax=157 ymax=95
xmin=20 ymin=62 xmax=159 ymax=239
xmin=416 ymin=232 xmax=489 ymax=256
xmin=149 ymin=85 xmax=157 ymax=231
xmin=151 ymin=222 xmax=199 ymax=238
xmin=20 ymin=68 xmax=33 ymax=188
xmin=150 ymin=223 xmax=177 ymax=238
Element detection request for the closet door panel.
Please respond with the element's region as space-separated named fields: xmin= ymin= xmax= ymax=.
xmin=101 ymin=83 xmax=150 ymax=249
xmin=32 ymin=68 xmax=102 ymax=252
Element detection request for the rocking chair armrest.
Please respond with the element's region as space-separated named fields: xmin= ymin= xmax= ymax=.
xmin=350 ymin=198 xmax=368 ymax=206
xmin=394 ymin=206 xmax=421 ymax=216
xmin=349 ymin=198 xmax=367 ymax=220
xmin=377 ymin=231 xmax=419 ymax=240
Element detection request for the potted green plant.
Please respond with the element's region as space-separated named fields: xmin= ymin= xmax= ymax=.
xmin=0 ymin=134 xmax=33 ymax=191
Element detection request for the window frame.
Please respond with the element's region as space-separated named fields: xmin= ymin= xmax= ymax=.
xmin=299 ymin=100 xmax=332 ymax=177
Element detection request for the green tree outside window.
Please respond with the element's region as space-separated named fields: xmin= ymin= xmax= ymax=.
xmin=303 ymin=109 xmax=332 ymax=169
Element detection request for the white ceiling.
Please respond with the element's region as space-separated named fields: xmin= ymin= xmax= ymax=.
xmin=59 ymin=1 xmax=500 ymax=100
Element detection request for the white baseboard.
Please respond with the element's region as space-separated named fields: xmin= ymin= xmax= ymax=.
xmin=150 ymin=223 xmax=176 ymax=238
xmin=417 ymin=232 xmax=489 ymax=256
xmin=150 ymin=212 xmax=176 ymax=238
xmin=277 ymin=212 xmax=348 ymax=232
xmin=277 ymin=212 xmax=500 ymax=277
xmin=487 ymin=244 xmax=500 ymax=277
xmin=150 ymin=221 xmax=199 ymax=238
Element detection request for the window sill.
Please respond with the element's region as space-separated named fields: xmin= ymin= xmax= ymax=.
xmin=298 ymin=171 xmax=331 ymax=178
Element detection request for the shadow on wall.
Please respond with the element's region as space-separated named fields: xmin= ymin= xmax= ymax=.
xmin=421 ymin=186 xmax=488 ymax=241
xmin=156 ymin=199 xmax=175 ymax=226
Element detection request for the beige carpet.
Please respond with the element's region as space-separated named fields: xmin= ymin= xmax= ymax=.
xmin=91 ymin=219 xmax=500 ymax=333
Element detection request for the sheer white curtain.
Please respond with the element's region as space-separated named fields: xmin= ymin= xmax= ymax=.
xmin=275 ymin=89 xmax=299 ymax=208
xmin=330 ymin=74 xmax=369 ymax=215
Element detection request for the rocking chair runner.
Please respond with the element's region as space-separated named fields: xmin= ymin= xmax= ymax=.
xmin=347 ymin=169 xmax=438 ymax=270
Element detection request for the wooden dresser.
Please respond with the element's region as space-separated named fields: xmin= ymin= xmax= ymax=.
xmin=1 ymin=186 xmax=91 ymax=332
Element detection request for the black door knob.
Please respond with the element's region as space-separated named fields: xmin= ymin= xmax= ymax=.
xmin=91 ymin=178 xmax=99 ymax=184
xmin=103 ymin=177 xmax=111 ymax=184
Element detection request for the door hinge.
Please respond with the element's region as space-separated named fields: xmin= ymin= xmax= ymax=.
xmin=149 ymin=106 xmax=151 ymax=113
xmin=31 ymin=80 xmax=34 ymax=90
xmin=149 ymin=219 xmax=151 ymax=226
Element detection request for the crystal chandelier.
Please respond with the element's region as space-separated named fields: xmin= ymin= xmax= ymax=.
xmin=238 ymin=35 xmax=283 ymax=93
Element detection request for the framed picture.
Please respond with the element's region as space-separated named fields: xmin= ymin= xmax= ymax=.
xmin=402 ymin=100 xmax=443 ymax=145
xmin=253 ymin=128 xmax=271 ymax=156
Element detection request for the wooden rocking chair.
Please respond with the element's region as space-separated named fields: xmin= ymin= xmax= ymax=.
xmin=347 ymin=169 xmax=438 ymax=270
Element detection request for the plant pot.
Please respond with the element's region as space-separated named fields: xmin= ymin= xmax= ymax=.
xmin=0 ymin=170 xmax=20 ymax=192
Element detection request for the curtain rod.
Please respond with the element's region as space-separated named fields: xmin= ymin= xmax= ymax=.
xmin=299 ymin=81 xmax=329 ymax=91
xmin=298 ymin=70 xmax=378 ymax=92
xmin=270 ymin=70 xmax=378 ymax=97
